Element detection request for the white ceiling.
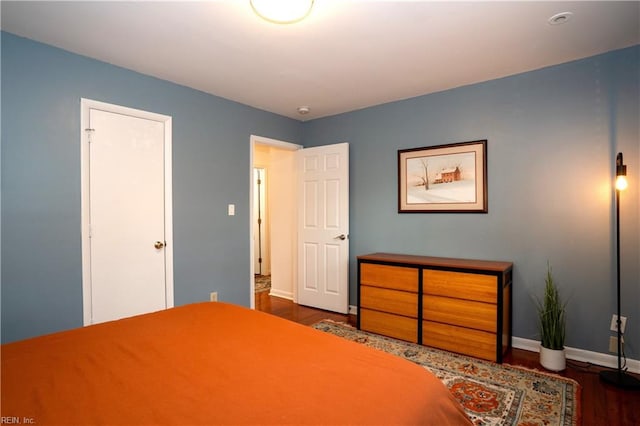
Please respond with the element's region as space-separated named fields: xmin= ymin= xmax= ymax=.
xmin=1 ymin=1 xmax=638 ymax=121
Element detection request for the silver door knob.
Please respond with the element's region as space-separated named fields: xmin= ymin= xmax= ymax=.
xmin=154 ymin=241 xmax=165 ymax=249
xmin=334 ymin=234 xmax=347 ymax=240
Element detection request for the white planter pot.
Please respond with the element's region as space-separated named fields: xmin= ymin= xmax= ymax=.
xmin=540 ymin=345 xmax=566 ymax=372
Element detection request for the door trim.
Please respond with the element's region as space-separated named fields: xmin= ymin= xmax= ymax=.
xmin=80 ymin=98 xmax=174 ymax=325
xmin=249 ymin=135 xmax=302 ymax=309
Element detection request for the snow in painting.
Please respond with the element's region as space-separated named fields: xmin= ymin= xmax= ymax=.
xmin=406 ymin=151 xmax=476 ymax=204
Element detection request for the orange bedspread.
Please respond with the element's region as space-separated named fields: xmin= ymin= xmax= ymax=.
xmin=2 ymin=302 xmax=471 ymax=425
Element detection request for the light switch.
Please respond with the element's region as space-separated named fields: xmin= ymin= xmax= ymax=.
xmin=228 ymin=204 xmax=235 ymax=216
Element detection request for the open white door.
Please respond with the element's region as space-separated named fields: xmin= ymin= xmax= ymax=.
xmin=297 ymin=143 xmax=349 ymax=313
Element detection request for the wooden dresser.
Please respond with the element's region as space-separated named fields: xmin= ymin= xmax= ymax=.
xmin=357 ymin=252 xmax=513 ymax=363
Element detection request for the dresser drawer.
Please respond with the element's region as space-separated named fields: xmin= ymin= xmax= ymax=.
xmin=422 ymin=320 xmax=496 ymax=361
xmin=423 ymin=269 xmax=497 ymax=303
xmin=422 ymin=295 xmax=496 ymax=332
xmin=361 ymin=263 xmax=418 ymax=292
xmin=360 ymin=309 xmax=418 ymax=343
xmin=361 ymin=286 xmax=418 ymax=318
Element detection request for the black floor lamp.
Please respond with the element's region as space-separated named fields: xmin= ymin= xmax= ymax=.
xmin=599 ymin=152 xmax=640 ymax=389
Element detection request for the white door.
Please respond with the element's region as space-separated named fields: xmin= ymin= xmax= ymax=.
xmin=81 ymin=99 xmax=173 ymax=325
xmin=297 ymin=143 xmax=349 ymax=313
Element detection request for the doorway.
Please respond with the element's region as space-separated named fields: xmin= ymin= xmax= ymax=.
xmin=249 ymin=136 xmax=350 ymax=314
xmin=80 ymin=99 xmax=174 ymax=325
xmin=250 ymin=137 xmax=300 ymax=309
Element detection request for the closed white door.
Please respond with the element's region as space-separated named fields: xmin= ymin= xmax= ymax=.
xmin=297 ymin=143 xmax=349 ymax=313
xmin=81 ymin=100 xmax=173 ymax=325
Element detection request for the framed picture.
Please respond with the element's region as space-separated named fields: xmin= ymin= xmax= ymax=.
xmin=398 ymin=140 xmax=487 ymax=213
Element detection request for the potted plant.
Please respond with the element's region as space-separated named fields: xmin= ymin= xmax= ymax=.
xmin=536 ymin=263 xmax=567 ymax=371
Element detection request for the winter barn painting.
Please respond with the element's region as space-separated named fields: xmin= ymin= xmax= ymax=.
xmin=398 ymin=140 xmax=487 ymax=213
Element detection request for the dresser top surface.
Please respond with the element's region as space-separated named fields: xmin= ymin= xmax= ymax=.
xmin=358 ymin=252 xmax=512 ymax=272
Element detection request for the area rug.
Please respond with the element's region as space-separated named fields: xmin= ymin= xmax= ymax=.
xmin=312 ymin=320 xmax=580 ymax=426
xmin=254 ymin=274 xmax=271 ymax=293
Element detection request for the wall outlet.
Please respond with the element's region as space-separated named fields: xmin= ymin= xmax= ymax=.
xmin=609 ymin=336 xmax=624 ymax=354
xmin=610 ymin=315 xmax=627 ymax=333
xmin=210 ymin=291 xmax=218 ymax=302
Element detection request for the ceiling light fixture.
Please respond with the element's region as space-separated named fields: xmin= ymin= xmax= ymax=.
xmin=250 ymin=0 xmax=314 ymax=24
xmin=548 ymin=12 xmax=573 ymax=25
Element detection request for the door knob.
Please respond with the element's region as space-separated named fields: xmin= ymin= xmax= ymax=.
xmin=154 ymin=241 xmax=165 ymax=249
xmin=334 ymin=234 xmax=347 ymax=240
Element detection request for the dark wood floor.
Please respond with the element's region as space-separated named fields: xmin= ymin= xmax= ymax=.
xmin=256 ymin=292 xmax=640 ymax=426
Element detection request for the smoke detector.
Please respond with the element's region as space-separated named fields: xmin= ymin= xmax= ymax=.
xmin=297 ymin=106 xmax=311 ymax=115
xmin=548 ymin=12 xmax=573 ymax=25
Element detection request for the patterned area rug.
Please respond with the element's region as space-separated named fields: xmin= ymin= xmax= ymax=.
xmin=254 ymin=274 xmax=271 ymax=293
xmin=312 ymin=320 xmax=581 ymax=426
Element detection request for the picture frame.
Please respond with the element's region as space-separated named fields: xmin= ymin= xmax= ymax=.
xmin=398 ymin=140 xmax=487 ymax=213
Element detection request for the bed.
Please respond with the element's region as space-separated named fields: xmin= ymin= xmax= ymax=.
xmin=2 ymin=302 xmax=471 ymax=425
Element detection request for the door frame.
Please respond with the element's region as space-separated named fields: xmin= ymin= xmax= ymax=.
xmin=80 ymin=98 xmax=174 ymax=325
xmin=253 ymin=167 xmax=269 ymax=276
xmin=249 ymin=135 xmax=302 ymax=309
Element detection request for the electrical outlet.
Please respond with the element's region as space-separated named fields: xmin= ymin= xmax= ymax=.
xmin=610 ymin=315 xmax=627 ymax=333
xmin=609 ymin=336 xmax=625 ymax=354
xmin=210 ymin=292 xmax=218 ymax=302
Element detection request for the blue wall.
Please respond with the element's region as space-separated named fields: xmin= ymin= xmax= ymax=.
xmin=2 ymin=31 xmax=639 ymax=359
xmin=302 ymin=45 xmax=639 ymax=358
xmin=1 ymin=32 xmax=302 ymax=343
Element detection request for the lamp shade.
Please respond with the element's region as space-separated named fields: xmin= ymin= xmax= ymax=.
xmin=250 ymin=0 xmax=314 ymax=24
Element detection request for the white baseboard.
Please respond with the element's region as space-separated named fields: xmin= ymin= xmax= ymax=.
xmin=269 ymin=289 xmax=293 ymax=300
xmin=343 ymin=307 xmax=639 ymax=373
xmin=512 ymin=337 xmax=640 ymax=374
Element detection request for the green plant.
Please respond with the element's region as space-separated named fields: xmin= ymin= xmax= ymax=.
xmin=536 ymin=263 xmax=566 ymax=350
